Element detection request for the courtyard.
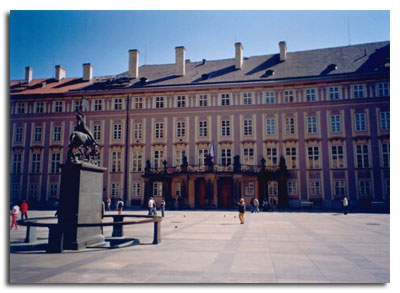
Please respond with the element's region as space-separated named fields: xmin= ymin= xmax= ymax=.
xmin=9 ymin=210 xmax=389 ymax=283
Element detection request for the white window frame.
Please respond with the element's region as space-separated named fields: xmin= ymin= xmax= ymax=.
xmin=221 ymin=120 xmax=231 ymax=136
xmin=243 ymin=92 xmax=253 ymax=105
xmin=265 ymin=118 xmax=276 ymax=135
xmin=334 ymin=180 xmax=346 ymax=197
xmin=381 ymin=142 xmax=390 ymax=168
xmin=93 ymin=124 xmax=102 ymax=141
xmin=153 ymin=182 xmax=163 ymax=197
xmin=155 ymin=96 xmax=165 ymax=109
xmin=328 ymin=87 xmax=340 ymax=100
xmin=356 ymin=144 xmax=370 ymax=168
xmin=331 ymin=145 xmax=345 ymax=169
xmin=50 ymin=152 xmax=61 ymax=174
xmin=114 ymin=98 xmax=123 ymax=110
xmin=355 ymin=113 xmax=367 ymax=132
xmin=284 ymin=90 xmax=294 ymax=103
xmin=306 ymin=116 xmax=318 ymax=134
xmin=243 ymin=147 xmax=255 ymax=165
xmin=305 ymin=88 xmax=316 ymax=102
xmin=154 ymin=122 xmax=164 ymax=139
xmin=285 ymin=117 xmax=295 ymax=135
xmin=198 ymin=94 xmax=208 ymax=107
xmin=176 ymin=121 xmax=186 ymax=138
xmin=94 ymin=99 xmax=103 ymax=111
xmin=199 ymin=120 xmax=208 ymax=137
xmin=113 ymin=124 xmax=122 ymax=140
xmin=265 ymin=91 xmax=275 ymax=104
xmin=359 ymin=180 xmax=371 ymax=197
xmin=377 ymin=82 xmax=389 ymax=97
xmin=111 ymin=151 xmax=122 ymax=172
xmin=31 ymin=153 xmax=41 ymax=174
xmin=330 ymin=115 xmax=342 ymax=133
xmin=221 ymin=93 xmax=230 ymax=106
xmin=285 ymin=147 xmax=297 ymax=169
xmin=15 ymin=127 xmax=24 ymax=143
xmin=221 ymin=148 xmax=232 ymax=166
xmin=132 ymin=150 xmax=143 ymax=172
xmin=33 ymin=126 xmax=42 ymax=142
xmin=135 ymin=97 xmax=143 ymax=109
xmin=309 ymin=180 xmax=321 ymax=197
xmin=353 ymin=84 xmax=365 ymax=99
xmin=380 ymin=112 xmax=390 ymax=131
xmin=176 ymin=96 xmax=186 ymax=108
xmin=133 ymin=122 xmax=142 ymax=139
xmin=153 ymin=150 xmax=164 ymax=169
xmin=307 ymin=146 xmax=320 ymax=169
xmin=244 ymin=181 xmax=255 ymax=196
xmin=243 ymin=119 xmax=253 ymax=136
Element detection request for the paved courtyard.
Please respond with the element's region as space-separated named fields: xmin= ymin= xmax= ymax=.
xmin=9 ymin=210 xmax=389 ymax=283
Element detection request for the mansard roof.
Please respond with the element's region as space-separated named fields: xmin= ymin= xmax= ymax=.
xmin=10 ymin=41 xmax=390 ymax=97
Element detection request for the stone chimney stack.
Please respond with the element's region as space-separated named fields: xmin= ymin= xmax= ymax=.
xmin=55 ymin=65 xmax=66 ymax=81
xmin=82 ymin=63 xmax=93 ymax=82
xmin=25 ymin=67 xmax=33 ymax=84
xmin=129 ymin=49 xmax=139 ymax=78
xmin=279 ymin=41 xmax=287 ymax=62
xmin=235 ymin=42 xmax=243 ymax=70
xmin=175 ymin=46 xmax=185 ymax=76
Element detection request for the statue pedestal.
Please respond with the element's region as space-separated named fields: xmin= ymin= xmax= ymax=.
xmin=57 ymin=162 xmax=107 ymax=250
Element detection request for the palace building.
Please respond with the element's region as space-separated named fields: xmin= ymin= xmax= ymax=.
xmin=10 ymin=40 xmax=390 ymax=209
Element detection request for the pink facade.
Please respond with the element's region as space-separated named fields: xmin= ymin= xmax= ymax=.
xmin=10 ymin=41 xmax=390 ymax=209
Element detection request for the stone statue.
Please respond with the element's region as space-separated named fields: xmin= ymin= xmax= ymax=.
xmin=67 ymin=111 xmax=99 ymax=163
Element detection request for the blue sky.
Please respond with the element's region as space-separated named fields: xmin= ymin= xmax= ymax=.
xmin=10 ymin=10 xmax=390 ymax=80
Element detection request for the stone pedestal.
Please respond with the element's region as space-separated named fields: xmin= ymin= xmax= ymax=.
xmin=57 ymin=162 xmax=107 ymax=250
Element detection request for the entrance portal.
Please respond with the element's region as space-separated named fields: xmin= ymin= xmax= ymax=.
xmin=219 ymin=178 xmax=233 ymax=209
xmin=195 ymin=179 xmax=206 ymax=208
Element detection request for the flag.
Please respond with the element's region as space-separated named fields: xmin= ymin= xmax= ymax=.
xmin=209 ymin=142 xmax=214 ymax=162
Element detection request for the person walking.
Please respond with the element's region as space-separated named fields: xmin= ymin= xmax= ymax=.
xmin=237 ymin=198 xmax=246 ymax=224
xmin=148 ymin=197 xmax=155 ymax=216
xmin=105 ymin=196 xmax=111 ymax=212
xmin=20 ymin=200 xmax=29 ymax=220
xmin=10 ymin=204 xmax=20 ymax=230
xmin=250 ymin=197 xmax=254 ymax=213
xmin=262 ymin=197 xmax=268 ymax=212
xmin=160 ymin=197 xmax=166 ymax=217
xmin=342 ymin=196 xmax=349 ymax=215
xmin=254 ymin=197 xmax=260 ymax=213
xmin=117 ymin=198 xmax=124 ymax=215
xmin=111 ymin=196 xmax=116 ymax=210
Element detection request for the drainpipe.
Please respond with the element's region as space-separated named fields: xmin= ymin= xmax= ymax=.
xmin=124 ymin=95 xmax=130 ymax=206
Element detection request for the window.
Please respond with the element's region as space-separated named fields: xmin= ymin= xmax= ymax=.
xmin=221 ymin=93 xmax=230 ymax=106
xmin=93 ymin=124 xmax=102 ymax=141
xmin=31 ymin=153 xmax=41 ymax=174
xmin=176 ymin=121 xmax=186 ymax=138
xmin=153 ymin=182 xmax=163 ymax=197
xmin=29 ymin=184 xmax=39 ymax=199
xmin=114 ymin=98 xmax=123 ymax=110
xmin=132 ymin=183 xmax=141 ymax=197
xmin=199 ymin=120 xmax=208 ymax=137
xmin=284 ymin=90 xmax=294 ymax=103
xmin=268 ymin=181 xmax=278 ymax=196
xmin=133 ymin=122 xmax=142 ymax=140
xmin=307 ymin=146 xmax=320 ymax=169
xmin=285 ymin=117 xmax=295 ymax=135
xmin=243 ymin=119 xmax=253 ymax=136
xmin=309 ymin=181 xmax=321 ymax=197
xmin=353 ymin=84 xmax=365 ymax=98
xmin=265 ymin=118 xmax=276 ymax=135
xmin=331 ymin=145 xmax=345 ymax=168
xmin=377 ymin=82 xmax=389 ymax=97
xmin=221 ymin=148 xmax=232 ymax=166
xmin=155 ymin=122 xmax=164 ymax=139
xmin=175 ymin=182 xmax=182 ymax=197
xmin=356 ymin=144 xmax=369 ymax=168
xmin=285 ymin=147 xmax=297 ymax=169
xmin=359 ymin=180 xmax=371 ymax=197
xmin=177 ymin=96 xmax=186 ymax=108
xmin=36 ymin=102 xmax=44 ymax=113
xmin=153 ymin=150 xmax=164 ymax=169
xmin=328 ymin=87 xmax=340 ymax=100
xmin=243 ymin=92 xmax=253 ymax=105
xmin=49 ymin=184 xmax=58 ymax=198
xmin=355 ymin=113 xmax=366 ymax=132
xmin=74 ymin=100 xmax=82 ymax=112
xmin=111 ymin=183 xmax=120 ymax=197
xmin=266 ymin=147 xmax=278 ymax=167
xmin=11 ymin=184 xmax=20 ymax=199
xmin=15 ymin=127 xmax=23 ymax=143
xmin=244 ymin=181 xmax=255 ymax=196
xmin=111 ymin=151 xmax=122 ymax=172
xmin=380 ymin=112 xmax=390 ymax=131
xmin=221 ymin=120 xmax=231 ymax=136
xmin=54 ymin=101 xmax=63 ymax=113
xmin=381 ymin=142 xmax=390 ymax=168
xmin=132 ymin=150 xmax=143 ymax=172
xmin=175 ymin=149 xmax=186 ymax=166
xmin=330 ymin=115 xmax=342 ymax=133
xmin=53 ymin=126 xmax=62 ymax=142
xmin=243 ymin=148 xmax=255 ymax=165
xmin=306 ymin=116 xmax=318 ymax=134
xmin=113 ymin=124 xmax=122 ymax=140
xmin=305 ymin=88 xmax=316 ymax=102
xmin=94 ymin=99 xmax=103 ymax=111
xmin=199 ymin=94 xmax=208 ymax=107
xmin=198 ymin=148 xmax=209 ymax=165
xmin=334 ymin=181 xmax=346 ymax=197
xmin=50 ymin=153 xmax=61 ymax=173
xmin=33 ymin=126 xmax=42 ymax=142
xmin=265 ymin=91 xmax=275 ymax=104
xmin=155 ymin=96 xmax=164 ymax=108
xmin=135 ymin=97 xmax=143 ymax=109
xmin=17 ymin=103 xmax=25 ymax=114
xmin=288 ymin=181 xmax=298 ymax=196
xmin=12 ymin=153 xmax=22 ymax=174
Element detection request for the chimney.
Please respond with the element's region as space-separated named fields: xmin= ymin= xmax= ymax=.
xmin=175 ymin=46 xmax=185 ymax=76
xmin=129 ymin=49 xmax=139 ymax=78
xmin=279 ymin=41 xmax=287 ymax=62
xmin=25 ymin=67 xmax=33 ymax=84
xmin=82 ymin=63 xmax=93 ymax=82
xmin=55 ymin=65 xmax=66 ymax=81
xmin=235 ymin=42 xmax=243 ymax=69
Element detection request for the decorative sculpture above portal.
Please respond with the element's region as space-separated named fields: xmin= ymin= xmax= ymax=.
xmin=67 ymin=111 xmax=99 ymax=164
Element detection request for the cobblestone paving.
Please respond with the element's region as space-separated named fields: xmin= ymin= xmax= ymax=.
xmin=9 ymin=210 xmax=389 ymax=283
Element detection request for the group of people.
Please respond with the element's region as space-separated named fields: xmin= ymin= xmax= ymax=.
xmin=105 ymin=196 xmax=124 ymax=215
xmin=249 ymin=197 xmax=277 ymax=213
xmin=10 ymin=200 xmax=29 ymax=230
xmin=148 ymin=197 xmax=166 ymax=217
